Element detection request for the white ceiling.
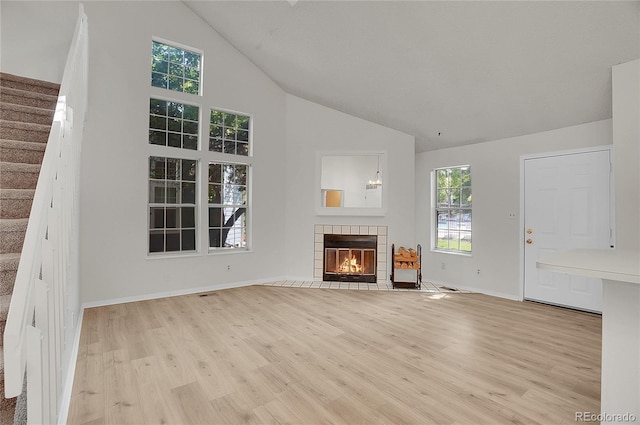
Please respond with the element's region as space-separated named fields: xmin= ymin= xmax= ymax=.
xmin=184 ymin=0 xmax=640 ymax=152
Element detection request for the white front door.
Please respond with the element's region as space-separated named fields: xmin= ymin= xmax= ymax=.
xmin=523 ymin=149 xmax=612 ymax=312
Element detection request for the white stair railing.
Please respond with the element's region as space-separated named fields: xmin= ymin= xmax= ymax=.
xmin=3 ymin=4 xmax=88 ymax=424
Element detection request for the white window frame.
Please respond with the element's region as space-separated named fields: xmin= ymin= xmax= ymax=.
xmin=206 ymin=106 xmax=253 ymax=252
xmin=149 ymin=98 xmax=200 ymax=150
xmin=432 ymin=165 xmax=472 ymax=255
xmin=151 ymin=37 xmax=203 ymax=96
xmin=147 ymin=37 xmax=253 ymax=256
xmin=148 ymin=156 xmax=198 ymax=254
xmin=207 ymin=161 xmax=251 ymax=251
xmin=208 ymin=108 xmax=252 ymax=157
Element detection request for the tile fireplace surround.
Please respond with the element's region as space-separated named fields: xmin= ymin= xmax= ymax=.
xmin=314 ymin=224 xmax=387 ymax=283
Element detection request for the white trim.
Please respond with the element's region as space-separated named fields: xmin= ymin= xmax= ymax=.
xmin=430 ymin=249 xmax=473 ymax=258
xmin=519 ymin=144 xmax=614 ymax=302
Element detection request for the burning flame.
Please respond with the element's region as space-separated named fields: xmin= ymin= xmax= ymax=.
xmin=338 ymin=255 xmax=362 ymax=273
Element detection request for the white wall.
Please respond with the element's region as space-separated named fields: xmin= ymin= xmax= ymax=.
xmin=0 ymin=1 xmax=79 ymax=83
xmin=612 ymin=59 xmax=640 ymax=252
xmin=75 ymin=1 xmax=288 ymax=303
xmin=415 ymin=119 xmax=613 ymax=299
xmin=284 ymin=95 xmax=416 ymax=280
xmin=1 ymin=1 xmax=418 ymax=303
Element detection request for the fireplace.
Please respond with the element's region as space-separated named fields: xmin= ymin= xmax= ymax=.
xmin=323 ymin=234 xmax=377 ymax=283
xmin=314 ymin=225 xmax=387 ymax=284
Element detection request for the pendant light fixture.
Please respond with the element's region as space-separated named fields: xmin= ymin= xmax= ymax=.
xmin=366 ymin=156 xmax=382 ymax=189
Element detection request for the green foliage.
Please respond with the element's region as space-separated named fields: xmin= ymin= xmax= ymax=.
xmin=436 ymin=166 xmax=471 ymax=208
xmin=151 ymin=41 xmax=201 ymax=94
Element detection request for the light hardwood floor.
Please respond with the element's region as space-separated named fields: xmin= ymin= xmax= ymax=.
xmin=67 ymin=286 xmax=601 ymax=425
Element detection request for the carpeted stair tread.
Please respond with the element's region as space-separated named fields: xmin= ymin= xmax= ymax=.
xmin=0 ymin=218 xmax=28 ymax=255
xmin=0 ymin=72 xmax=60 ymax=97
xmin=0 ymin=188 xmax=35 ymax=200
xmin=0 ymin=189 xmax=35 ymax=219
xmin=0 ymin=102 xmax=55 ymax=126
xmin=0 ymin=120 xmax=51 ymax=144
xmin=0 ymin=294 xmax=11 ymax=322
xmin=0 ymin=139 xmax=46 ymax=164
xmin=0 ymin=218 xmax=29 ymax=231
xmin=0 ymin=162 xmax=41 ymax=189
xmin=0 ymin=86 xmax=58 ymax=110
xmin=0 ymin=253 xmax=20 ymax=296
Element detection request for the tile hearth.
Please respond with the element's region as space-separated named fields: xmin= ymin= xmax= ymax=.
xmin=259 ymin=280 xmax=469 ymax=293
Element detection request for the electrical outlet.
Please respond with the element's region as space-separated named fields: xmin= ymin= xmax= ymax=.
xmin=476 ymin=268 xmax=481 ymax=275
xmin=227 ymin=265 xmax=231 ymax=271
xmin=441 ymin=262 xmax=446 ymax=270
xmin=508 ymin=212 xmax=517 ymax=219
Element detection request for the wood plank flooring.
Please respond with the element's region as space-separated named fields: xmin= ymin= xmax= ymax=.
xmin=67 ymin=286 xmax=601 ymax=424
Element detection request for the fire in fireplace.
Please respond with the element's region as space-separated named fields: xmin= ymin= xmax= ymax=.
xmin=323 ymin=234 xmax=377 ymax=283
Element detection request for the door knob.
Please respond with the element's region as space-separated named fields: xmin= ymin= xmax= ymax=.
xmin=526 ymin=239 xmax=533 ymax=244
xmin=526 ymin=228 xmax=533 ymax=234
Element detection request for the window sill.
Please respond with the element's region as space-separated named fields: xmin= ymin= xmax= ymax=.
xmin=146 ymin=251 xmax=200 ymax=260
xmin=431 ymin=249 xmax=473 ymax=257
xmin=208 ymin=248 xmax=252 ymax=255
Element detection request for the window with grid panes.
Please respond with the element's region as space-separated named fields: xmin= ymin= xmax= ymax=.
xmin=208 ymin=163 xmax=248 ymax=249
xmin=149 ymin=98 xmax=199 ymax=150
xmin=434 ymin=166 xmax=472 ymax=253
xmin=151 ymin=40 xmax=201 ymax=94
xmin=209 ymin=110 xmax=250 ymax=156
xmin=149 ymin=157 xmax=197 ymax=253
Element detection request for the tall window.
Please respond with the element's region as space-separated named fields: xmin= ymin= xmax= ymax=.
xmin=151 ymin=40 xmax=201 ymax=94
xmin=149 ymin=157 xmax=197 ymax=253
xmin=434 ymin=166 xmax=472 ymax=253
xmin=208 ymin=163 xmax=248 ymax=249
xmin=207 ymin=107 xmax=251 ymax=250
xmin=148 ymin=38 xmax=252 ymax=254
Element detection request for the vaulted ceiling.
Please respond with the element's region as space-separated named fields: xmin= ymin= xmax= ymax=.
xmin=184 ymin=1 xmax=640 ymax=152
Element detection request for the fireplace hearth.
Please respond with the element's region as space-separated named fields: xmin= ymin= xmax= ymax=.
xmin=323 ymin=234 xmax=377 ymax=283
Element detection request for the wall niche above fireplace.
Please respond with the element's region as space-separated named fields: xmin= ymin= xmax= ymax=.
xmin=317 ymin=152 xmax=387 ymax=216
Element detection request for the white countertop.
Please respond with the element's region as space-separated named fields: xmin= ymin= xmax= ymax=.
xmin=537 ymin=249 xmax=640 ymax=284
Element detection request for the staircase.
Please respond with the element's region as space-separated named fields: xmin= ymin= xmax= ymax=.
xmin=0 ymin=72 xmax=60 ymax=425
